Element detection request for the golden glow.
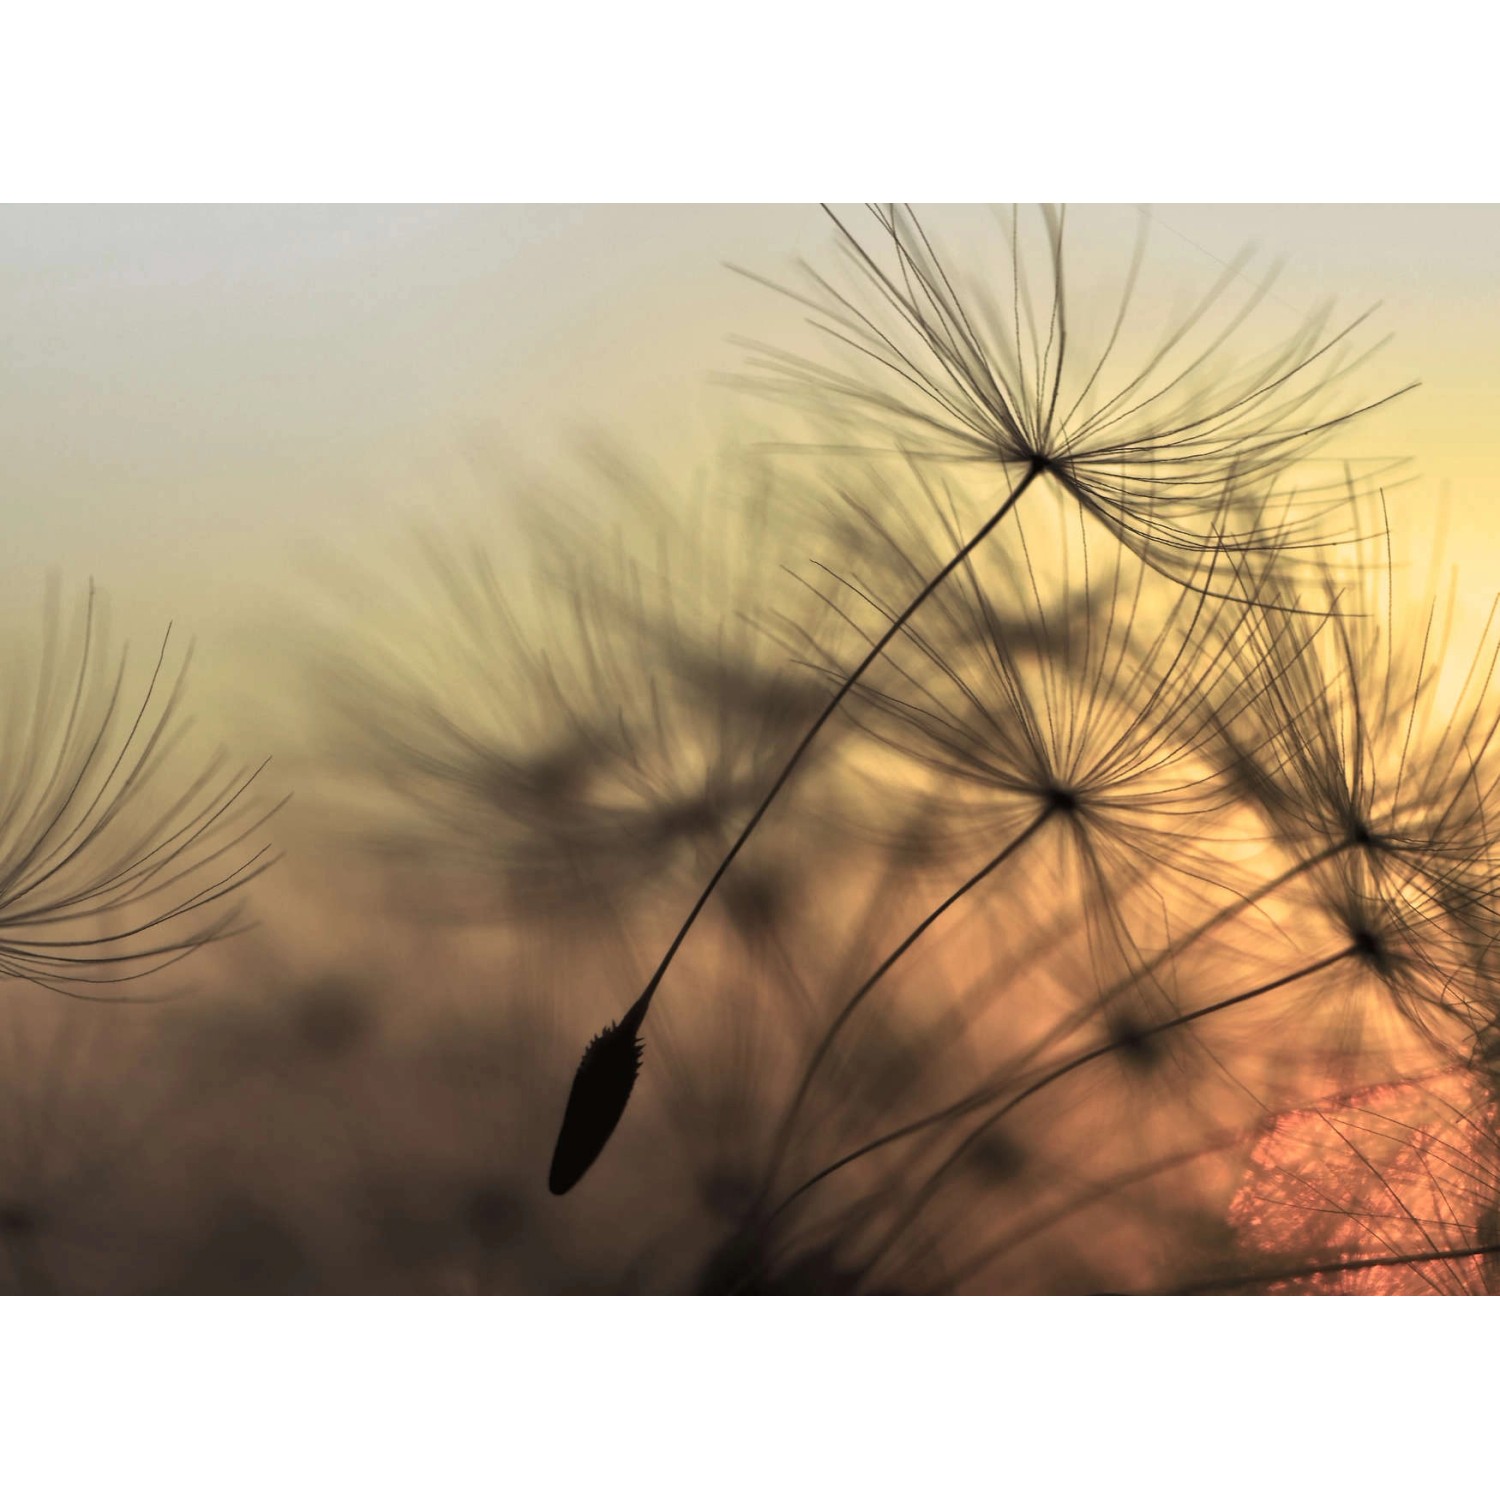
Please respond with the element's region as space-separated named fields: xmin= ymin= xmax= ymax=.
xmin=4 ymin=205 xmax=1500 ymax=1293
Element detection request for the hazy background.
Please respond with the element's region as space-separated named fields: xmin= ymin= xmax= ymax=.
xmin=0 ymin=205 xmax=1494 ymax=1294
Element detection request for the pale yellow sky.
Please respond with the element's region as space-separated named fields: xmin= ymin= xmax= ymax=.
xmin=1 ymin=205 xmax=1496 ymax=680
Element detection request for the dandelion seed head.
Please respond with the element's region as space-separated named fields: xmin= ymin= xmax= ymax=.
xmin=1105 ymin=1010 xmax=1165 ymax=1072
xmin=738 ymin=204 xmax=1410 ymax=584
xmin=817 ymin=495 xmax=1270 ymax=901
xmin=1043 ymin=783 xmax=1081 ymax=816
xmin=0 ymin=582 xmax=277 ymax=997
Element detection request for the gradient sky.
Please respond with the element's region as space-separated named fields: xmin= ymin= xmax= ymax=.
xmin=1 ymin=204 xmax=1496 ymax=659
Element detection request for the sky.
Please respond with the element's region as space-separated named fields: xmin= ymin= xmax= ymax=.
xmin=1 ymin=204 xmax=1497 ymax=694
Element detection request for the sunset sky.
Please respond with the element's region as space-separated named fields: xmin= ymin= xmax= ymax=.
xmin=2 ymin=204 xmax=1497 ymax=659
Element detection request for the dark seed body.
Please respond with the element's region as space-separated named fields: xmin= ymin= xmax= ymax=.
xmin=548 ymin=1018 xmax=646 ymax=1195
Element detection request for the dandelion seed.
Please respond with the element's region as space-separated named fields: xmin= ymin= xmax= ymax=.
xmin=0 ymin=582 xmax=278 ymax=996
xmin=1207 ymin=556 xmax=1500 ymax=1049
xmin=747 ymin=496 xmax=1295 ymax=1204
xmin=736 ymin=204 xmax=1410 ymax=580
xmin=551 ymin=208 xmax=1412 ymax=1196
xmin=548 ymin=999 xmax=647 ymax=1196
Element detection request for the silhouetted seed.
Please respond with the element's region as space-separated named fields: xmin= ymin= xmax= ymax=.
xmin=741 ymin=203 xmax=1409 ymax=581
xmin=548 ymin=1001 xmax=647 ymax=1195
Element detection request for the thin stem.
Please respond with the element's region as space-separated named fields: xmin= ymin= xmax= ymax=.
xmin=621 ymin=461 xmax=1045 ymax=1030
xmin=764 ymin=838 xmax=1355 ymax=1221
xmin=851 ymin=945 xmax=1358 ymax=1287
xmin=755 ymin=806 xmax=1054 ymax=1206
xmin=1164 ymin=1240 xmax=1500 ymax=1296
xmin=939 ymin=1123 xmax=1260 ymax=1292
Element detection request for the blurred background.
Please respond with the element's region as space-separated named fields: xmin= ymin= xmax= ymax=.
xmin=1 ymin=204 xmax=1496 ymax=1293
